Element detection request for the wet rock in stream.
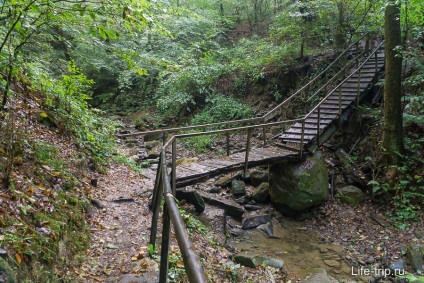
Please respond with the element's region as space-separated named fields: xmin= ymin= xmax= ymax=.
xmin=242 ymin=214 xmax=271 ymax=229
xmin=233 ymin=253 xmax=284 ymax=269
xmin=257 ymin=222 xmax=273 ymax=237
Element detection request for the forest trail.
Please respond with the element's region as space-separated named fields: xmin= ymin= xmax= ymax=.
xmin=80 ymin=164 xmax=158 ymax=282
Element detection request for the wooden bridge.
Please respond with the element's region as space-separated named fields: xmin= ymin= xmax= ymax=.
xmin=118 ymin=35 xmax=385 ymax=283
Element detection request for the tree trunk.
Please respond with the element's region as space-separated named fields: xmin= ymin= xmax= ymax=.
xmin=382 ymin=0 xmax=404 ymax=165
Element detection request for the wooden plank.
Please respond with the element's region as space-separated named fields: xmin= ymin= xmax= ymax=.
xmin=273 ymin=142 xmax=301 ymax=153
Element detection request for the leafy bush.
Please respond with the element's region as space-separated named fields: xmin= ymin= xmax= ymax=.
xmin=29 ymin=61 xmax=116 ymax=166
xmin=183 ymin=94 xmax=252 ymax=152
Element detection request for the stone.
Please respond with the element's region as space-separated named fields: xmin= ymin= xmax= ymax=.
xmin=406 ymin=243 xmax=424 ymax=275
xmin=242 ymin=214 xmax=271 ymax=229
xmin=176 ymin=189 xmax=205 ymax=213
xmin=298 ymin=268 xmax=331 ymax=283
xmin=319 ymin=247 xmax=328 ymax=253
xmin=231 ymin=179 xmax=246 ymax=196
xmin=0 ymin=257 xmax=17 ymax=283
xmin=244 ymin=204 xmax=262 ymax=211
xmin=269 ymin=152 xmax=328 ymax=213
xmin=145 ymin=140 xmax=160 ymax=149
xmin=233 ymin=253 xmax=284 ymax=269
xmin=198 ymin=191 xmax=245 ymax=218
xmin=365 ymin=255 xmax=375 ymax=264
xmin=280 ymin=219 xmax=289 ymax=229
xmin=334 ymin=175 xmax=346 ymax=188
xmin=206 ymin=186 xmax=221 ymax=193
xmin=214 ymin=172 xmax=242 ymax=187
xmin=144 ymin=132 xmax=163 ymax=142
xmin=250 ymin=169 xmax=269 ymax=186
xmin=146 ymin=151 xmax=160 ymax=160
xmin=323 ymin=259 xmax=341 ymax=268
xmin=252 ymin=182 xmax=270 ymax=203
xmin=389 ymin=258 xmax=406 ymax=272
xmin=257 ymin=222 xmax=273 ymax=237
xmin=335 ymin=185 xmax=365 ymax=206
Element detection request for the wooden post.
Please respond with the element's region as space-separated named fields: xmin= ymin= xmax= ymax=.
xmin=150 ymin=161 xmax=162 ymax=209
xmin=171 ymin=139 xmax=177 ymax=195
xmin=357 ymin=70 xmax=361 ymax=106
xmin=374 ymin=51 xmax=378 ymax=74
xmin=355 ymin=41 xmax=359 ymax=67
xmin=338 ymin=86 xmax=342 ymax=115
xmin=262 ymin=126 xmax=267 ymax=146
xmin=162 ymin=132 xmax=166 ymax=146
xmin=317 ymin=106 xmax=321 ymax=146
xmin=300 ymin=119 xmax=305 ymax=159
xmin=244 ymin=128 xmax=251 ymax=177
xmin=226 ymin=132 xmax=230 ymax=156
xmin=159 ymin=205 xmax=171 ymax=283
xmin=149 ymin=160 xmax=164 ymax=250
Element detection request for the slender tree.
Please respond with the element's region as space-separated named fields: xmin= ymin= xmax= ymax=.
xmin=382 ymin=0 xmax=404 ymax=165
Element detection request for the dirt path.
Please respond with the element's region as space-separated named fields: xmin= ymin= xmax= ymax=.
xmin=79 ymin=163 xmax=158 ymax=282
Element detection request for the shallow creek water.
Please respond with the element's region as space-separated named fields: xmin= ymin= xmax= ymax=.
xmin=199 ymin=205 xmax=371 ymax=283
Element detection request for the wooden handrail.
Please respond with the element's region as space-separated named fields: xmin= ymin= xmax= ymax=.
xmin=147 ymin=37 xmax=384 ymax=283
xmin=118 ymin=33 xmax=370 ymax=139
xmin=304 ymin=41 xmax=384 ymax=119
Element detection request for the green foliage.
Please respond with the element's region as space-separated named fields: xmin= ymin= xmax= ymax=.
xmin=387 ymin=134 xmax=424 ymax=229
xmin=29 ymin=61 xmax=116 ymax=165
xmin=179 ymin=206 xmax=208 ymax=234
xmin=183 ymin=94 xmax=252 ymax=153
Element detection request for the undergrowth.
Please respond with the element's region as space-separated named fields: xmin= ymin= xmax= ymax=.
xmin=183 ymin=94 xmax=252 ymax=153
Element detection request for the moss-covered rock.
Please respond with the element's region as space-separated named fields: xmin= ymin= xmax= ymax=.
xmin=252 ymin=182 xmax=270 ymax=203
xmin=335 ymin=185 xmax=365 ymax=206
xmin=249 ymin=169 xmax=269 ymax=186
xmin=269 ymin=152 xmax=328 ymax=213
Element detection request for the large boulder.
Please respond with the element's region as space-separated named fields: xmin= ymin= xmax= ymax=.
xmin=269 ymin=152 xmax=328 ymax=214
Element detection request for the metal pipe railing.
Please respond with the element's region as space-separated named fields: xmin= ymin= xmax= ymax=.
xmin=147 ymin=37 xmax=384 ymax=283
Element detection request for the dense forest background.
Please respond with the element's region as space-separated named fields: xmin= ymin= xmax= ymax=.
xmin=0 ymin=0 xmax=423 ymax=282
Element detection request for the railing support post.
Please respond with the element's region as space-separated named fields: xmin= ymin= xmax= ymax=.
xmin=355 ymin=41 xmax=359 ymax=67
xmin=171 ymin=139 xmax=177 ymax=195
xmin=159 ymin=205 xmax=171 ymax=283
xmin=162 ymin=132 xmax=167 ymax=146
xmin=150 ymin=161 xmax=162 ymax=209
xmin=262 ymin=126 xmax=267 ymax=146
xmin=338 ymin=86 xmax=342 ymax=115
xmin=244 ymin=128 xmax=251 ymax=178
xmin=374 ymin=51 xmax=378 ymax=74
xmin=300 ymin=119 xmax=305 ymax=159
xmin=317 ymin=106 xmax=321 ymax=146
xmin=149 ymin=156 xmax=164 ymax=250
xmin=357 ymin=70 xmax=361 ymax=106
xmin=226 ymin=132 xmax=230 ymax=156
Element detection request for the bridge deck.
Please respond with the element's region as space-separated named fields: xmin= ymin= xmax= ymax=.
xmin=175 ymin=146 xmax=300 ymax=187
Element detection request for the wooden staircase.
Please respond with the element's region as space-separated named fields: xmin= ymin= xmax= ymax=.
xmin=279 ymin=49 xmax=385 ymax=147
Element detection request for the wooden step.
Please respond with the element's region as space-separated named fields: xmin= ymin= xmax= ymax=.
xmin=321 ymin=100 xmax=352 ymax=105
xmin=324 ymin=98 xmax=354 ymax=104
xmin=280 ymin=134 xmax=315 ymax=141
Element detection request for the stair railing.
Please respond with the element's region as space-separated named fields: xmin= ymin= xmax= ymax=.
xmin=118 ymin=33 xmax=371 ymax=141
xmin=262 ymin=32 xmax=370 ymax=123
xmin=149 ymin=116 xmax=305 ymax=283
xmin=304 ymin=41 xmax=385 ymax=147
xmin=119 ymin=33 xmax=380 ymax=283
